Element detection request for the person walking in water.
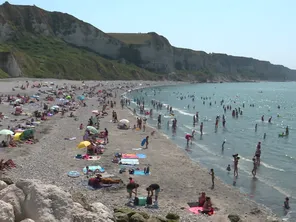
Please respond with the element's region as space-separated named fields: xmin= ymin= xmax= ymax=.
xmin=255 ymin=123 xmax=258 ymax=132
xmin=222 ymin=140 xmax=226 ymax=151
xmin=251 ymin=157 xmax=257 ymax=177
xmin=255 ymin=142 xmax=261 ymax=166
xmin=200 ymin=122 xmax=203 ymax=135
xmin=233 ymin=154 xmax=239 ymax=177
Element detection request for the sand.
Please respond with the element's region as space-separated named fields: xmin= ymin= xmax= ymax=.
xmin=0 ymin=78 xmax=278 ymax=222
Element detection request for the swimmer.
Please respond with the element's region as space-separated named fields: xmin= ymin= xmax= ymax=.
xmin=284 ymin=197 xmax=290 ymax=210
xmin=226 ymin=164 xmax=231 ymax=173
xmin=222 ymin=140 xmax=226 ymax=150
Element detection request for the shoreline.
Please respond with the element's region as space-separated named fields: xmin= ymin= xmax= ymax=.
xmin=0 ymin=79 xmax=279 ymax=221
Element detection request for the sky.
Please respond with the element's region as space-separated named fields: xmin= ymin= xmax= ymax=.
xmin=1 ymin=0 xmax=296 ymax=69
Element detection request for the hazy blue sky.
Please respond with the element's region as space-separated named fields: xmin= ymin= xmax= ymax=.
xmin=2 ymin=0 xmax=295 ymax=69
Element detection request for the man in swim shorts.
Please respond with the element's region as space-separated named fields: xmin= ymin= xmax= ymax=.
xmin=146 ymin=184 xmax=160 ymax=204
xmin=126 ymin=182 xmax=139 ymax=201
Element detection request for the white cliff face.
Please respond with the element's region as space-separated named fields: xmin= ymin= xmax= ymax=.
xmin=0 ymin=179 xmax=114 ymax=222
xmin=0 ymin=23 xmax=14 ymax=43
xmin=0 ymin=52 xmax=22 ymax=77
xmin=57 ymin=22 xmax=123 ymax=59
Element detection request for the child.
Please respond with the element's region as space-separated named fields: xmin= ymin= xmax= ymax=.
xmin=226 ymin=164 xmax=231 ymax=173
xmin=79 ymin=123 xmax=84 ymax=130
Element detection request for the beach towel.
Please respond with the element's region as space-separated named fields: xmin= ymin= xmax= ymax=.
xmin=136 ymin=154 xmax=146 ymax=159
xmin=141 ymin=138 xmax=146 ymax=146
xmin=122 ymin=154 xmax=138 ymax=159
xmin=132 ymin=148 xmax=142 ymax=151
xmin=68 ymin=171 xmax=80 ymax=178
xmin=85 ymin=156 xmax=101 ymax=161
xmin=83 ymin=165 xmax=105 ymax=174
xmin=65 ymin=137 xmax=77 ymax=141
xmin=120 ymin=159 xmax=139 ymax=165
xmin=134 ymin=170 xmax=150 ymax=176
xmin=189 ymin=207 xmax=214 ymax=215
xmin=187 ymin=202 xmax=199 ymax=208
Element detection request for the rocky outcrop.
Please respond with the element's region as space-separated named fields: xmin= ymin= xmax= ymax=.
xmin=0 ymin=2 xmax=295 ymax=81
xmin=0 ymin=179 xmax=114 ymax=222
xmin=0 ymin=52 xmax=22 ymax=77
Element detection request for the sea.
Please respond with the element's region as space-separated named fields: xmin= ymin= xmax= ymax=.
xmin=126 ymin=82 xmax=296 ymax=221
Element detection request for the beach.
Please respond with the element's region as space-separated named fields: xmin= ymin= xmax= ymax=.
xmin=0 ymin=79 xmax=278 ymax=222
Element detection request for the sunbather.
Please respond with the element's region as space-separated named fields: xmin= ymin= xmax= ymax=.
xmin=198 ymin=192 xmax=206 ymax=207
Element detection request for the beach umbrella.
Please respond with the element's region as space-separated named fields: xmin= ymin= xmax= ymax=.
xmin=13 ymin=132 xmax=22 ymax=141
xmin=50 ymin=105 xmax=60 ymax=110
xmin=77 ymin=95 xmax=85 ymax=101
xmin=92 ymin=110 xmax=99 ymax=114
xmin=77 ymin=141 xmax=91 ymax=149
xmin=119 ymin=119 xmax=130 ymax=127
xmin=86 ymin=126 xmax=98 ymax=134
xmin=0 ymin=129 xmax=14 ymax=135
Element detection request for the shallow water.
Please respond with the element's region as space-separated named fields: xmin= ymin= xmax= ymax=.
xmin=127 ymin=82 xmax=296 ymax=220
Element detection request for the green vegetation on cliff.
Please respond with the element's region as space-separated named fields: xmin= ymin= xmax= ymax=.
xmin=0 ymin=36 xmax=159 ymax=80
xmin=0 ymin=2 xmax=295 ymax=81
xmin=0 ymin=68 xmax=9 ymax=78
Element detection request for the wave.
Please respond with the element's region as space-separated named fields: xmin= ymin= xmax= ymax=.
xmin=240 ymin=156 xmax=285 ymax=172
xmin=173 ymin=108 xmax=193 ymax=116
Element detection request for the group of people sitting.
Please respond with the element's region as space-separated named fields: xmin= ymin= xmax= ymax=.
xmin=198 ymin=192 xmax=214 ymax=215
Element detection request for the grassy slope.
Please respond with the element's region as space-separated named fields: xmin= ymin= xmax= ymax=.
xmin=0 ymin=36 xmax=160 ymax=80
xmin=108 ymin=33 xmax=152 ymax=44
xmin=0 ymin=68 xmax=9 ymax=78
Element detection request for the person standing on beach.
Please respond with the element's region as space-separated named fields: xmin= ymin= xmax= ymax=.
xmin=209 ymin=169 xmax=215 ymax=188
xmin=104 ymin=128 xmax=109 ymax=144
xmin=126 ymin=182 xmax=139 ymax=201
xmin=233 ymin=154 xmax=239 ymax=177
xmin=145 ymin=136 xmax=149 ymax=149
xmin=146 ymin=184 xmax=160 ymax=204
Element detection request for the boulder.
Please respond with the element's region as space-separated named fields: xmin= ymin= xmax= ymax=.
xmin=90 ymin=202 xmax=114 ymax=220
xmin=0 ymin=180 xmax=8 ymax=191
xmin=10 ymin=179 xmax=114 ymax=222
xmin=228 ymin=214 xmax=241 ymax=222
xmin=114 ymin=212 xmax=129 ymax=222
xmin=166 ymin=213 xmax=180 ymax=220
xmin=0 ymin=200 xmax=15 ymax=222
xmin=130 ymin=213 xmax=146 ymax=222
xmin=1 ymin=177 xmax=13 ymax=185
xmin=20 ymin=219 xmax=35 ymax=222
xmin=0 ymin=184 xmax=25 ymax=221
xmin=147 ymin=217 xmax=167 ymax=222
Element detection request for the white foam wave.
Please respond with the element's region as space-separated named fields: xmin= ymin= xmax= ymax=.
xmin=174 ymin=108 xmax=193 ymax=116
xmin=240 ymin=156 xmax=285 ymax=172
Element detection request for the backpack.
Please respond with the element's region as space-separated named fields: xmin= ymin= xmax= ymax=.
xmin=134 ymin=197 xmax=139 ymax=206
xmin=146 ymin=196 xmax=152 ymax=205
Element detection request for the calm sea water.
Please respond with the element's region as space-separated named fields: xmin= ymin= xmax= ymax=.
xmin=127 ymin=82 xmax=296 ymax=220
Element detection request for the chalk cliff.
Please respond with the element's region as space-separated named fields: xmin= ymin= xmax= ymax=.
xmin=0 ymin=2 xmax=295 ymax=81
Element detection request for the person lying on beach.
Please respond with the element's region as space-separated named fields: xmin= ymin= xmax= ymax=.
xmin=126 ymin=182 xmax=139 ymax=200
xmin=198 ymin=192 xmax=206 ymax=207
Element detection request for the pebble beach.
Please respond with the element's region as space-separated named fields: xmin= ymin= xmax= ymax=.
xmin=0 ymin=78 xmax=280 ymax=222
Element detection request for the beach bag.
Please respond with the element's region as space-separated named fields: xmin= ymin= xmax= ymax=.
xmin=146 ymin=196 xmax=152 ymax=205
xmin=134 ymin=197 xmax=139 ymax=206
